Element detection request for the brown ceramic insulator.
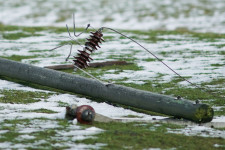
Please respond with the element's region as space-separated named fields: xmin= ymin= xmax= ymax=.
xmin=74 ymin=60 xmax=84 ymax=68
xmin=85 ymin=41 xmax=97 ymax=50
xmin=85 ymin=47 xmax=94 ymax=53
xmin=73 ymin=50 xmax=94 ymax=68
xmin=77 ymin=53 xmax=93 ymax=62
xmin=86 ymin=38 xmax=100 ymax=48
xmin=73 ymin=31 xmax=104 ymax=69
xmin=90 ymin=31 xmax=105 ymax=42
xmin=74 ymin=58 xmax=88 ymax=68
xmin=76 ymin=105 xmax=95 ymax=124
xmin=78 ymin=50 xmax=90 ymax=58
xmin=90 ymin=35 xmax=102 ymax=44
xmin=73 ymin=53 xmax=89 ymax=68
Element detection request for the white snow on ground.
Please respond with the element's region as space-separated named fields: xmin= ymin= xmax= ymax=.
xmin=0 ymin=0 xmax=225 ymax=33
xmin=0 ymin=0 xmax=225 ymax=148
xmin=0 ymin=21 xmax=224 ymax=146
xmin=0 ymin=79 xmax=166 ymax=149
xmin=167 ymin=125 xmax=225 ymax=139
xmin=0 ymin=120 xmax=105 ymax=149
xmin=0 ymin=78 xmax=225 ymax=142
xmin=0 ymin=79 xmax=51 ymax=92
xmin=214 ymin=144 xmax=225 ymax=148
xmin=212 ymin=116 xmax=225 ymax=123
xmin=0 ymin=31 xmax=224 ymax=86
xmin=0 ymin=82 xmax=167 ymax=120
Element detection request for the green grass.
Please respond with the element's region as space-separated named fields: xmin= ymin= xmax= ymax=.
xmin=211 ymin=63 xmax=225 ymax=67
xmin=0 ymin=23 xmax=85 ymax=35
xmin=0 ymin=24 xmax=225 ymax=149
xmin=142 ymin=58 xmax=157 ymax=62
xmin=0 ymin=132 xmax=21 ymax=143
xmin=214 ymin=107 xmax=225 ymax=116
xmin=103 ymin=16 xmax=114 ymax=22
xmin=104 ymin=49 xmax=141 ymax=62
xmin=58 ymin=101 xmax=70 ymax=107
xmin=118 ymin=77 xmax=224 ymax=108
xmin=122 ymin=115 xmax=143 ymax=118
xmin=0 ymin=89 xmax=52 ymax=104
xmin=210 ymin=44 xmax=225 ymax=48
xmin=2 ymin=54 xmax=61 ymax=63
xmin=0 ymin=118 xmax=72 ymax=149
xmin=120 ymin=80 xmax=214 ymax=100
xmin=2 ymin=55 xmax=40 ymax=62
xmin=62 ymin=63 xmax=143 ymax=79
xmin=23 ymin=108 xmax=58 ymax=114
xmin=1 ymin=23 xmax=225 ymax=42
xmin=1 ymin=118 xmax=224 ymax=149
xmin=0 ymin=23 xmax=48 ymax=32
xmin=2 ymin=32 xmax=41 ymax=40
xmin=77 ymin=122 xmax=225 ymax=150
xmin=0 ymin=24 xmax=224 ymax=107
xmin=218 ymin=51 xmax=225 ymax=55
xmin=123 ymin=29 xmax=225 ymax=42
xmin=202 ymin=78 xmax=225 ymax=86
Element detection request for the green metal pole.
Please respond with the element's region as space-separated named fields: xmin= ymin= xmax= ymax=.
xmin=0 ymin=58 xmax=213 ymax=123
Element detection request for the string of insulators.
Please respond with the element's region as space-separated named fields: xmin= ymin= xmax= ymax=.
xmin=73 ymin=31 xmax=104 ymax=69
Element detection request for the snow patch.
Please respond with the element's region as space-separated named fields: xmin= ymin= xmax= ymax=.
xmin=167 ymin=125 xmax=225 ymax=139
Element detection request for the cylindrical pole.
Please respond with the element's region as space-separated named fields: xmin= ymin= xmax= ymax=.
xmin=0 ymin=58 xmax=213 ymax=123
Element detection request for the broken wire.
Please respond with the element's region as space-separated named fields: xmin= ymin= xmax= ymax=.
xmin=50 ymin=15 xmax=223 ymax=100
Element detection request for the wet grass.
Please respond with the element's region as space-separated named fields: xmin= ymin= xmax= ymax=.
xmin=211 ymin=63 xmax=225 ymax=67
xmin=77 ymin=122 xmax=225 ymax=150
xmin=2 ymin=55 xmax=41 ymax=62
xmin=202 ymin=78 xmax=225 ymax=86
xmin=142 ymin=58 xmax=157 ymax=62
xmin=0 ymin=25 xmax=224 ymax=105
xmin=106 ymin=54 xmax=139 ymax=62
xmin=0 ymin=89 xmax=52 ymax=104
xmin=0 ymin=118 xmax=72 ymax=149
xmin=218 ymin=51 xmax=225 ymax=55
xmin=23 ymin=108 xmax=58 ymax=114
xmin=63 ymin=63 xmax=143 ymax=79
xmin=210 ymin=44 xmax=225 ymax=49
xmin=58 ymin=101 xmax=70 ymax=107
xmin=2 ymin=54 xmax=61 ymax=62
xmin=122 ymin=115 xmax=143 ymax=118
xmin=1 ymin=117 xmax=224 ymax=149
xmin=2 ymin=32 xmax=42 ymax=40
xmin=1 ymin=23 xmax=225 ymax=43
xmin=61 ymin=62 xmax=225 ymax=115
xmin=0 ymin=75 xmax=66 ymax=94
xmin=123 ymin=29 xmax=225 ymax=42
xmin=0 ymin=24 xmax=225 ymax=149
xmin=214 ymin=107 xmax=225 ymax=116
xmin=0 ymin=23 xmax=85 ymax=34
xmin=119 ymin=78 xmax=223 ymax=103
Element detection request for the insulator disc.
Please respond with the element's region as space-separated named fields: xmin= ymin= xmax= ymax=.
xmin=76 ymin=105 xmax=95 ymax=124
xmin=73 ymin=31 xmax=104 ymax=69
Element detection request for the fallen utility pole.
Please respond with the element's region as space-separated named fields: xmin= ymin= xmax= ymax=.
xmin=0 ymin=58 xmax=213 ymax=123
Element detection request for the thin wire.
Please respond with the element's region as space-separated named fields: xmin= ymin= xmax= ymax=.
xmin=74 ymin=65 xmax=110 ymax=85
xmin=66 ymin=24 xmax=84 ymax=47
xmin=90 ymin=25 xmax=97 ymax=31
xmin=65 ymin=44 xmax=73 ymax=61
xmin=49 ymin=43 xmax=73 ymax=61
xmin=49 ymin=44 xmax=70 ymax=51
xmin=72 ymin=13 xmax=90 ymax=37
xmin=101 ymin=27 xmax=223 ymax=100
